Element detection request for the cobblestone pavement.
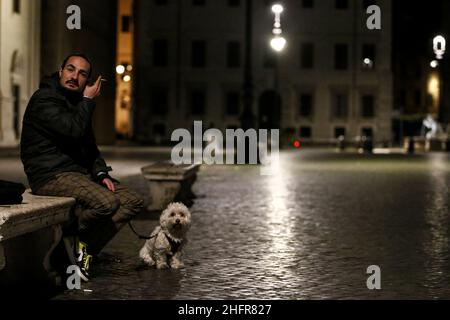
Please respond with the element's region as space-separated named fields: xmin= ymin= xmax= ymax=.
xmin=2 ymin=148 xmax=450 ymax=299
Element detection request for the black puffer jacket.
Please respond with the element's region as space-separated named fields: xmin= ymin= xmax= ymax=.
xmin=20 ymin=73 xmax=112 ymax=192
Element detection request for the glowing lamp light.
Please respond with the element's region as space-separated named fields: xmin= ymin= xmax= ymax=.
xmin=430 ymin=60 xmax=439 ymax=68
xmin=116 ymin=65 xmax=125 ymax=75
xmin=272 ymin=4 xmax=284 ymax=14
xmin=362 ymin=57 xmax=374 ymax=69
xmin=273 ymin=28 xmax=282 ymax=35
xmin=293 ymin=140 xmax=301 ymax=148
xmin=433 ymin=35 xmax=446 ymax=60
xmin=270 ymin=3 xmax=286 ymax=52
xmin=123 ymin=75 xmax=131 ymax=82
xmin=270 ymin=36 xmax=287 ymax=52
xmin=428 ymin=75 xmax=440 ymax=98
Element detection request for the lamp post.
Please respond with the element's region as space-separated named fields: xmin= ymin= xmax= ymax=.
xmin=270 ymin=4 xmax=286 ymax=53
xmin=269 ymin=3 xmax=286 ymax=133
xmin=240 ymin=0 xmax=255 ymax=132
xmin=238 ymin=0 xmax=256 ymax=164
xmin=433 ymin=35 xmax=446 ymax=124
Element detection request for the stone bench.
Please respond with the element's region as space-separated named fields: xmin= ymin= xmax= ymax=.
xmin=141 ymin=162 xmax=201 ymax=212
xmin=0 ymin=190 xmax=75 ymax=288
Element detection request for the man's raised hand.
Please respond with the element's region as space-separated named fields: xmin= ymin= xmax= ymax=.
xmin=83 ymin=76 xmax=102 ymax=99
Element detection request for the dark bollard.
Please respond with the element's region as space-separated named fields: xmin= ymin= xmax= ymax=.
xmin=337 ymin=135 xmax=346 ymax=151
xmin=367 ymin=138 xmax=373 ymax=153
xmin=407 ymin=136 xmax=415 ymax=154
xmin=362 ymin=136 xmax=373 ymax=154
xmin=445 ymin=139 xmax=450 ymax=152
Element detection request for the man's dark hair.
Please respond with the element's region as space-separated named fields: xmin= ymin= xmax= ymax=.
xmin=60 ymin=53 xmax=93 ymax=78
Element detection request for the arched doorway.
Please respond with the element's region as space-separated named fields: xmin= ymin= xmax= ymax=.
xmin=258 ymin=90 xmax=281 ymax=130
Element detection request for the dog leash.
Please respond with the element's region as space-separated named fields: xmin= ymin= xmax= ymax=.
xmin=128 ymin=221 xmax=155 ymax=240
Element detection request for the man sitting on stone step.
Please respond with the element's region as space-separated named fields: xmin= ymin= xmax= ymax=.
xmin=20 ymin=53 xmax=143 ymax=282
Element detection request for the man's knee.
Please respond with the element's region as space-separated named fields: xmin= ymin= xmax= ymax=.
xmin=121 ymin=190 xmax=144 ymax=213
xmin=117 ymin=194 xmax=144 ymax=223
xmin=95 ymin=196 xmax=121 ymax=216
xmin=125 ymin=195 xmax=144 ymax=219
xmin=131 ymin=195 xmax=144 ymax=212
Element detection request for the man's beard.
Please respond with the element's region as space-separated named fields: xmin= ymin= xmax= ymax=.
xmin=64 ymin=80 xmax=82 ymax=92
xmin=61 ymin=82 xmax=84 ymax=102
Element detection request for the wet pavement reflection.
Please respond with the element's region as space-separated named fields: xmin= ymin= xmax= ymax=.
xmin=47 ymin=150 xmax=450 ymax=299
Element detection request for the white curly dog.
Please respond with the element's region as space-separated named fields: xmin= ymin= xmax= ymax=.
xmin=139 ymin=202 xmax=191 ymax=269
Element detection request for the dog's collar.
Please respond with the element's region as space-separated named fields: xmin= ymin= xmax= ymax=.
xmin=164 ymin=232 xmax=183 ymax=255
xmin=163 ymin=228 xmax=184 ymax=244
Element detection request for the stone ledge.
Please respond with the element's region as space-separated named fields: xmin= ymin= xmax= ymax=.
xmin=0 ymin=191 xmax=75 ymax=241
xmin=0 ymin=190 xmax=76 ymax=289
xmin=141 ymin=162 xmax=200 ymax=181
xmin=141 ymin=162 xmax=201 ymax=211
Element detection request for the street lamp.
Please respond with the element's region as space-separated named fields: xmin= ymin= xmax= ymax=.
xmin=116 ymin=64 xmax=126 ymax=75
xmin=433 ymin=35 xmax=446 ymax=125
xmin=116 ymin=63 xmax=133 ymax=82
xmin=433 ymin=35 xmax=446 ymax=60
xmin=269 ymin=3 xmax=286 ymax=133
xmin=270 ymin=37 xmax=287 ymax=52
xmin=270 ymin=4 xmax=286 ymax=52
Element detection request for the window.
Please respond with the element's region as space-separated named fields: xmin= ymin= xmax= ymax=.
xmin=302 ymin=0 xmax=314 ymax=8
xmin=154 ymin=0 xmax=168 ymax=5
xmin=415 ymin=64 xmax=422 ymax=77
xmin=153 ymin=39 xmax=169 ymax=67
xmin=362 ymin=44 xmax=376 ymax=69
xmin=335 ymin=0 xmax=348 ymax=9
xmin=153 ymin=124 xmax=166 ymax=136
xmin=151 ymin=89 xmax=169 ymax=115
xmin=285 ymin=127 xmax=296 ymax=140
xmin=299 ymin=126 xmax=312 ymax=138
xmin=334 ymin=44 xmax=348 ymax=70
xmin=414 ymin=90 xmax=421 ymax=106
xmin=361 ymin=95 xmax=375 ymax=118
xmin=121 ymin=16 xmax=131 ymax=33
xmin=332 ymin=93 xmax=348 ymax=118
xmin=263 ymin=49 xmax=276 ymax=68
xmin=299 ymin=93 xmax=314 ymax=118
xmin=190 ymin=90 xmax=206 ymax=115
xmin=398 ymin=90 xmax=407 ymax=108
xmin=361 ymin=127 xmax=373 ymax=138
xmin=399 ymin=64 xmax=407 ymax=77
xmin=300 ymin=42 xmax=314 ymax=69
xmin=192 ymin=0 xmax=205 ymax=6
xmin=225 ymin=92 xmax=241 ymax=115
xmin=363 ymin=0 xmax=377 ymax=9
xmin=228 ymin=0 xmax=240 ymax=6
xmin=192 ymin=41 xmax=207 ymax=68
xmin=13 ymin=0 xmax=20 ymax=13
xmin=334 ymin=127 xmax=346 ymax=139
xmin=227 ymin=42 xmax=241 ymax=68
